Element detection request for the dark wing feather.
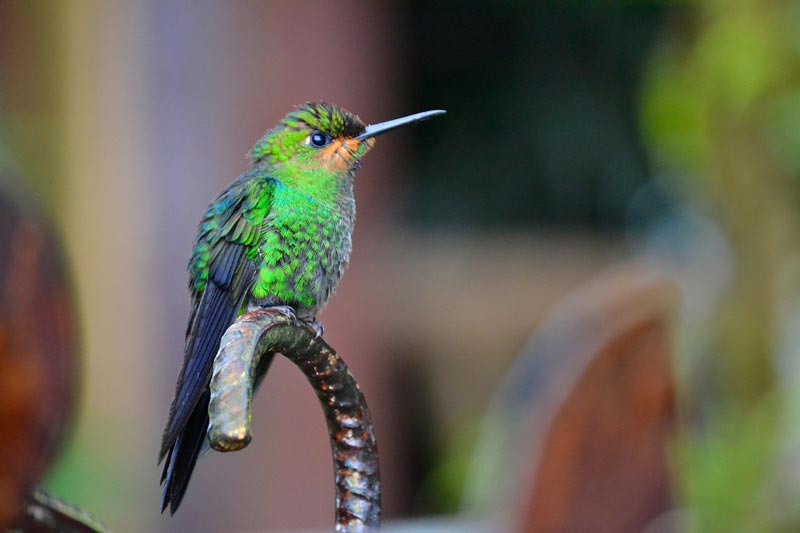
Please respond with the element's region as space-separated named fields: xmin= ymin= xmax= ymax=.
xmin=161 ymin=391 xmax=209 ymax=513
xmin=166 ymin=271 xmax=249 ymax=446
xmin=159 ymin=174 xmax=275 ymax=513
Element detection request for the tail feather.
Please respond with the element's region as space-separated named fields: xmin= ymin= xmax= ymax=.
xmin=159 ymin=315 xmax=277 ymax=514
xmin=160 ymin=391 xmax=210 ymax=514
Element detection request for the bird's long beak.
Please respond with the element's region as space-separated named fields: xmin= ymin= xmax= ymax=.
xmin=356 ymin=110 xmax=446 ymax=141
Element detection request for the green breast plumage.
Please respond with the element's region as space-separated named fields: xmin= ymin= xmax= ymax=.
xmin=188 ymin=170 xmax=355 ymax=319
xmin=250 ymin=181 xmax=354 ymax=316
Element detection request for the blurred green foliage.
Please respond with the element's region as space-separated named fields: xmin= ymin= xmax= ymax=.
xmin=642 ymin=4 xmax=800 ymax=179
xmin=642 ymin=1 xmax=800 ymax=531
xmin=675 ymin=394 xmax=791 ymax=532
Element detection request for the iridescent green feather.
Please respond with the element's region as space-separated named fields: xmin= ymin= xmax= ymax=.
xmin=189 ymin=174 xmax=275 ymax=294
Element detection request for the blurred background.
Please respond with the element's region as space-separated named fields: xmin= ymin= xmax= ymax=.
xmin=3 ymin=1 xmax=800 ymax=531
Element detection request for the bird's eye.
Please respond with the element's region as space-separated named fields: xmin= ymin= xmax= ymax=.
xmin=309 ymin=131 xmax=330 ymax=148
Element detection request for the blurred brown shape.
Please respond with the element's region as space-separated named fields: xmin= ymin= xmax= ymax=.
xmin=0 ymin=177 xmax=78 ymax=528
xmin=517 ymin=267 xmax=678 ymax=533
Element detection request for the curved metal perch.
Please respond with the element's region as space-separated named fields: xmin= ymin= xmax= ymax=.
xmin=14 ymin=490 xmax=109 ymax=533
xmin=207 ymin=308 xmax=380 ymax=532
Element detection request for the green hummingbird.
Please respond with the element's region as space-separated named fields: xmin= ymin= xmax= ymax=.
xmin=159 ymin=102 xmax=445 ymax=514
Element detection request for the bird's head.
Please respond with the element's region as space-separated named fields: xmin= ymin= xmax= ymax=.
xmin=250 ymin=102 xmax=371 ymax=175
xmin=249 ymin=102 xmax=445 ymax=178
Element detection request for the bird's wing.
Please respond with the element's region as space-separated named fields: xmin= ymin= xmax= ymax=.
xmin=160 ymin=174 xmax=275 ymax=463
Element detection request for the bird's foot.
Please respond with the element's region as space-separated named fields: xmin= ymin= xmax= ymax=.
xmin=268 ymin=305 xmax=299 ymax=326
xmin=301 ymin=317 xmax=325 ymax=339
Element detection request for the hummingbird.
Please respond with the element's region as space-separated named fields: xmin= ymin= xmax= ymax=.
xmin=159 ymin=102 xmax=445 ymax=514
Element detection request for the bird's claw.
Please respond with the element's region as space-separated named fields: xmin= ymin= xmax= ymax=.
xmin=269 ymin=305 xmax=299 ymax=326
xmin=301 ymin=318 xmax=325 ymax=339
xmin=266 ymin=306 xmax=323 ymax=337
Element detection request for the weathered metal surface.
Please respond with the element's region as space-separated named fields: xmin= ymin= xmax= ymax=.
xmin=10 ymin=490 xmax=109 ymax=533
xmin=208 ymin=308 xmax=380 ymax=531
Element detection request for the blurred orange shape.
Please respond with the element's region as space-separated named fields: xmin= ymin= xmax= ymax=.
xmin=0 ymin=180 xmax=78 ymax=527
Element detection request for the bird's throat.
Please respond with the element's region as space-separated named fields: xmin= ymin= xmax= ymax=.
xmin=319 ymin=138 xmax=374 ymax=173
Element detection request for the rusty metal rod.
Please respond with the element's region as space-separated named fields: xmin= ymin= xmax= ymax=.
xmin=208 ymin=308 xmax=380 ymax=531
